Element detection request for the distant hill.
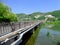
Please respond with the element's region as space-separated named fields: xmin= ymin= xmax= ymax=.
xmin=28 ymin=12 xmax=44 ymax=20
xmin=17 ymin=10 xmax=60 ymax=21
xmin=17 ymin=13 xmax=31 ymax=21
xmin=17 ymin=13 xmax=27 ymax=18
xmin=46 ymin=10 xmax=60 ymax=20
xmin=28 ymin=12 xmax=44 ymax=16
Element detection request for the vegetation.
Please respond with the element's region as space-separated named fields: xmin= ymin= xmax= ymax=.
xmin=46 ymin=32 xmax=50 ymax=38
xmin=58 ymin=37 xmax=60 ymax=45
xmin=0 ymin=3 xmax=18 ymax=22
xmin=17 ymin=10 xmax=60 ymax=21
xmin=42 ymin=10 xmax=60 ymax=21
xmin=25 ymin=27 xmax=40 ymax=45
xmin=17 ymin=13 xmax=32 ymax=21
xmin=46 ymin=21 xmax=60 ymax=30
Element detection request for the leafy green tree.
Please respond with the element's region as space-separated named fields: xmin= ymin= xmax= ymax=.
xmin=0 ymin=3 xmax=18 ymax=22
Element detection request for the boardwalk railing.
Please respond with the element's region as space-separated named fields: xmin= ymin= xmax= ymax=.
xmin=0 ymin=21 xmax=34 ymax=36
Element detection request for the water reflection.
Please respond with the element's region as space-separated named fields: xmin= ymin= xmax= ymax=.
xmin=35 ymin=28 xmax=60 ymax=45
xmin=24 ymin=24 xmax=60 ymax=45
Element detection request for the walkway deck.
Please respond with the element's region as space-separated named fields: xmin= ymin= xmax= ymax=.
xmin=0 ymin=20 xmax=44 ymax=45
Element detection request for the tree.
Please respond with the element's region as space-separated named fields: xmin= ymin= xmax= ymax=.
xmin=0 ymin=3 xmax=18 ymax=22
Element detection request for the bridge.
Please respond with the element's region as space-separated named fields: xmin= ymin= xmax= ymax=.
xmin=0 ymin=20 xmax=44 ymax=45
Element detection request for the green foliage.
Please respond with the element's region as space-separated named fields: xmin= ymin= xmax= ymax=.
xmin=28 ymin=12 xmax=44 ymax=20
xmin=47 ymin=32 xmax=50 ymax=38
xmin=46 ymin=21 xmax=60 ymax=31
xmin=29 ymin=12 xmax=43 ymax=17
xmin=46 ymin=10 xmax=60 ymax=20
xmin=51 ymin=10 xmax=60 ymax=18
xmin=17 ymin=13 xmax=32 ymax=21
xmin=0 ymin=3 xmax=18 ymax=22
xmin=38 ymin=16 xmax=45 ymax=20
xmin=17 ymin=10 xmax=60 ymax=21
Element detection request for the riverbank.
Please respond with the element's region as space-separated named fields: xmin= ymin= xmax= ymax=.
xmin=45 ymin=21 xmax=60 ymax=31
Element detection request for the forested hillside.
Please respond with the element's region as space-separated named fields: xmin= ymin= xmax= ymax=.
xmin=46 ymin=10 xmax=60 ymax=20
xmin=17 ymin=10 xmax=60 ymax=21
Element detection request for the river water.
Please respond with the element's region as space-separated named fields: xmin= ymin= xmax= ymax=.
xmin=25 ymin=24 xmax=60 ymax=45
xmin=35 ymin=28 xmax=60 ymax=45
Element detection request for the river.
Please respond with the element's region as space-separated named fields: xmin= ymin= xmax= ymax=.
xmin=25 ymin=24 xmax=60 ymax=45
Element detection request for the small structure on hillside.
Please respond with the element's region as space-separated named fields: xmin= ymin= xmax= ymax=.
xmin=45 ymin=15 xmax=56 ymax=22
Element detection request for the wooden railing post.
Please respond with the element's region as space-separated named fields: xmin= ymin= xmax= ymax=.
xmin=19 ymin=22 xmax=20 ymax=29
xmin=10 ymin=23 xmax=15 ymax=32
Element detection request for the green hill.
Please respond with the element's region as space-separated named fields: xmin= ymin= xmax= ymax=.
xmin=17 ymin=13 xmax=31 ymax=21
xmin=46 ymin=10 xmax=60 ymax=20
xmin=17 ymin=10 xmax=60 ymax=21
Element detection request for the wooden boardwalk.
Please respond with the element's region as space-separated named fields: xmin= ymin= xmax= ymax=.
xmin=0 ymin=20 xmax=44 ymax=45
